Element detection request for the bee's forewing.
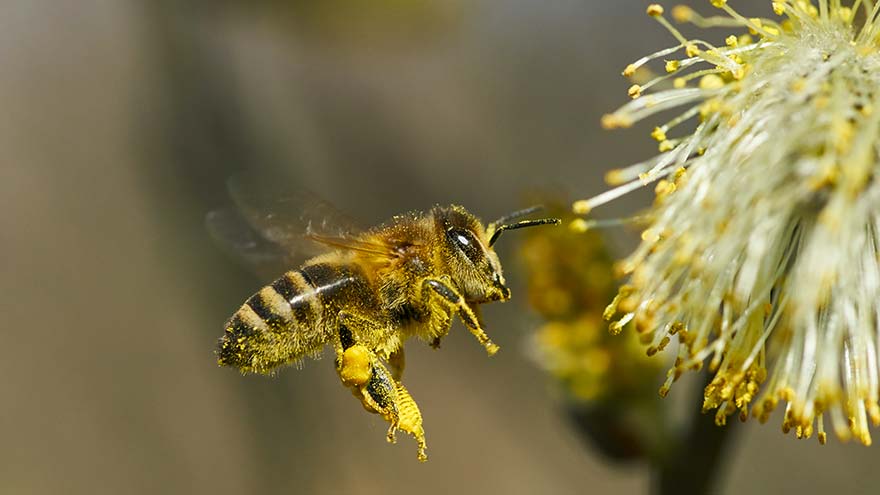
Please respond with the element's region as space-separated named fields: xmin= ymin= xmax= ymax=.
xmin=226 ymin=174 xmax=363 ymax=250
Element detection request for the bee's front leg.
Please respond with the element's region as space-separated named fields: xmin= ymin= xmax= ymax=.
xmin=422 ymin=278 xmax=500 ymax=356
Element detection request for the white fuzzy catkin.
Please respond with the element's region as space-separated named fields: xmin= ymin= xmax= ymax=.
xmin=584 ymin=1 xmax=880 ymax=445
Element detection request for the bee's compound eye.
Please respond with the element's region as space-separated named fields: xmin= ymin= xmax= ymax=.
xmin=447 ymin=228 xmax=482 ymax=264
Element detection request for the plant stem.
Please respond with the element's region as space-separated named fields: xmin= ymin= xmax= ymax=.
xmin=651 ymin=382 xmax=738 ymax=495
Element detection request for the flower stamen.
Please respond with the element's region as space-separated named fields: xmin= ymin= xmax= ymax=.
xmin=577 ymin=0 xmax=880 ymax=445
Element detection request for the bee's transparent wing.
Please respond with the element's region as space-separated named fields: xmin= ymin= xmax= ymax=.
xmin=217 ymin=174 xmax=398 ymax=267
xmin=205 ymin=207 xmax=297 ymax=279
xmin=226 ymin=174 xmax=365 ymax=253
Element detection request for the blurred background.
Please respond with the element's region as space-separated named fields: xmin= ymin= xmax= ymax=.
xmin=3 ymin=0 xmax=879 ymax=493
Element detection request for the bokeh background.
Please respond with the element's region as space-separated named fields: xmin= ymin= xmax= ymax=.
xmin=3 ymin=0 xmax=879 ymax=493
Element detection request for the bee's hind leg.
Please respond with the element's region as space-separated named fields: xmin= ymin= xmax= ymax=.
xmin=335 ymin=311 xmax=394 ymax=387
xmin=333 ymin=311 xmax=428 ymax=461
xmin=363 ymin=362 xmax=427 ymax=461
xmin=363 ymin=360 xmax=401 ymax=441
xmin=339 ymin=310 xmax=406 ymax=381
xmin=334 ymin=319 xmax=398 ymax=434
xmin=423 ymin=278 xmax=499 ymax=356
xmin=334 ymin=318 xmax=371 ymax=388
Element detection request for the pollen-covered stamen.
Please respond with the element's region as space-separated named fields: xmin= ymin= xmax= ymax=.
xmin=577 ymin=0 xmax=880 ymax=445
xmin=713 ymin=2 xmax=781 ymax=38
xmin=623 ymin=44 xmax=689 ymax=78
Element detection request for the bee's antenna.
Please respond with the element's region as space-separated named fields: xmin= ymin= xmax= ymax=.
xmin=488 ymin=218 xmax=561 ymax=247
xmin=490 ymin=205 xmax=545 ymax=227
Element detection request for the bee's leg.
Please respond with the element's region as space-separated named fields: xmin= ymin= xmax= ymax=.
xmin=333 ymin=321 xmax=350 ymax=373
xmin=340 ymin=310 xmax=406 ymax=381
xmin=334 ymin=318 xmax=369 ymax=384
xmin=423 ymin=278 xmax=500 ymax=356
xmin=334 ymin=310 xmax=388 ymax=382
xmin=388 ymin=347 xmax=405 ymax=381
xmin=363 ymin=359 xmax=401 ymax=441
xmin=335 ymin=336 xmax=399 ymax=428
xmin=335 ymin=313 xmax=382 ymax=406
xmin=391 ymin=379 xmax=427 ymax=461
xmin=334 ymin=311 xmax=428 ymax=461
xmin=364 ymin=360 xmax=427 ymax=461
xmin=352 ymin=354 xmax=423 ymax=453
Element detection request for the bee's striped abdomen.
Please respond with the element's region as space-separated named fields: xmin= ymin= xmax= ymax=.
xmin=218 ymin=269 xmax=327 ymax=374
xmin=245 ymin=286 xmax=291 ymax=329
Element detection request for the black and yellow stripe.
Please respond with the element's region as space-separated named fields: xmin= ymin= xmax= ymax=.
xmin=218 ymin=262 xmax=377 ymax=374
xmin=219 ymin=268 xmax=323 ymax=374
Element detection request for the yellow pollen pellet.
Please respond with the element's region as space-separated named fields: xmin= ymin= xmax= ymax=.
xmin=710 ymin=0 xmax=727 ymax=8
xmin=838 ymin=7 xmax=852 ymax=22
xmin=665 ymin=60 xmax=680 ymax=73
xmin=651 ymin=127 xmax=667 ymax=141
xmin=646 ymin=4 xmax=664 ymax=17
xmin=659 ymin=140 xmax=675 ymax=152
xmin=673 ymin=77 xmax=686 ymax=88
xmin=725 ymin=35 xmax=738 ymax=47
xmin=685 ymin=44 xmax=700 ymax=57
xmin=623 ymin=64 xmax=637 ymax=77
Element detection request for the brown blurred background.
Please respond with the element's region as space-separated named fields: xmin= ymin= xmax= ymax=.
xmin=2 ymin=1 xmax=879 ymax=493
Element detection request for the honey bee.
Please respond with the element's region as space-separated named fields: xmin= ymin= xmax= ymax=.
xmin=209 ymin=178 xmax=559 ymax=461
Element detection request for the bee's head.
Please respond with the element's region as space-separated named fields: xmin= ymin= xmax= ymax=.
xmin=433 ymin=205 xmax=559 ymax=304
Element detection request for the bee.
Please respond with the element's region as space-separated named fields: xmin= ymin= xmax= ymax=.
xmin=208 ymin=178 xmax=559 ymax=461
